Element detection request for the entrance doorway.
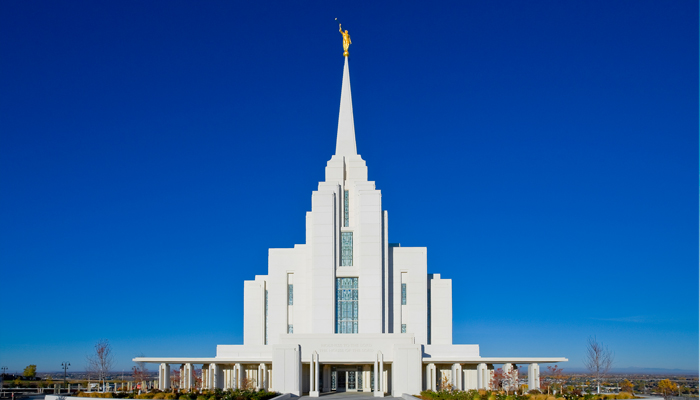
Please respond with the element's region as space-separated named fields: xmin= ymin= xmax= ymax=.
xmin=331 ymin=366 xmax=364 ymax=392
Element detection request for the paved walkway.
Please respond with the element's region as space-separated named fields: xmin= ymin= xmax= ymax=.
xmin=299 ymin=393 xmax=403 ymax=400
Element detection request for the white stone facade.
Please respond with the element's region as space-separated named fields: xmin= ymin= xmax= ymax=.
xmin=134 ymin=56 xmax=567 ymax=397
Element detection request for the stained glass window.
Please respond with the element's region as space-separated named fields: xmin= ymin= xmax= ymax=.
xmin=341 ymin=232 xmax=353 ymax=266
xmin=401 ymin=283 xmax=407 ymax=305
xmin=288 ymin=324 xmax=293 ymax=334
xmin=336 ymin=277 xmax=358 ymax=333
xmin=288 ymin=284 xmax=293 ymax=305
xmin=348 ymin=370 xmax=356 ymax=390
xmin=401 ymin=324 xmax=407 ymax=333
xmin=331 ymin=367 xmax=337 ymax=390
xmin=344 ymin=190 xmax=349 ymax=227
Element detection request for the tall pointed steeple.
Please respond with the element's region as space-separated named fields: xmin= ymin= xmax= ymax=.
xmin=335 ymin=56 xmax=357 ymax=156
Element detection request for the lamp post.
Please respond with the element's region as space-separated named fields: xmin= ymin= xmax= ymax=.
xmin=1 ymin=366 xmax=7 ymax=390
xmin=61 ymin=362 xmax=70 ymax=388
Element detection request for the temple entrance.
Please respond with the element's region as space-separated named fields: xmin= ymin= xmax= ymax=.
xmin=331 ymin=366 xmax=365 ymax=392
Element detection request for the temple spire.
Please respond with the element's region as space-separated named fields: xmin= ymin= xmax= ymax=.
xmin=335 ymin=56 xmax=357 ymax=156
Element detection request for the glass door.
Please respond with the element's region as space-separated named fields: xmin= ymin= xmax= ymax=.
xmin=337 ymin=369 xmax=346 ymax=392
xmin=347 ymin=370 xmax=356 ymax=391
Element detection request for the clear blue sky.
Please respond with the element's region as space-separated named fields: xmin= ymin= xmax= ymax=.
xmin=0 ymin=0 xmax=697 ymax=374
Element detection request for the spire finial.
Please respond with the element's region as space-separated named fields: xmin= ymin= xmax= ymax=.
xmin=339 ymin=23 xmax=351 ymax=57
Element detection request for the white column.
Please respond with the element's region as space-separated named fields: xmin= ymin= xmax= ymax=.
xmin=452 ymin=364 xmax=462 ymax=391
xmin=310 ymin=357 xmax=314 ymax=391
xmin=374 ymin=358 xmax=379 ymax=394
xmin=363 ymin=365 xmax=371 ymax=392
xmin=187 ymin=363 xmax=193 ymax=390
xmin=231 ymin=364 xmax=236 ymax=389
xmin=314 ymin=353 xmax=319 ymax=395
xmin=375 ymin=352 xmax=384 ymax=397
xmin=268 ymin=365 xmax=273 ymax=392
xmin=159 ymin=363 xmax=171 ymax=390
xmin=202 ymin=364 xmax=209 ymax=390
xmin=257 ymin=364 xmax=263 ymax=390
xmin=379 ymin=354 xmax=384 ymax=393
xmin=476 ymin=363 xmax=487 ymax=390
xmin=424 ymin=364 xmax=429 ymax=391
xmin=235 ymin=363 xmax=242 ymax=389
xmin=260 ymin=363 xmax=267 ymax=390
xmin=527 ymin=363 xmax=539 ymax=390
xmin=165 ymin=364 xmax=171 ymax=390
xmin=309 ymin=354 xmax=317 ymax=396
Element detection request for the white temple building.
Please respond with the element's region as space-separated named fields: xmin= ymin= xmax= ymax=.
xmin=134 ymin=52 xmax=567 ymax=397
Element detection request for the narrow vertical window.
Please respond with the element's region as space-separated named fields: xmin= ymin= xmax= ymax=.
xmin=401 ymin=324 xmax=407 ymax=333
xmin=344 ymin=190 xmax=349 ymax=227
xmin=264 ymin=289 xmax=269 ymax=345
xmin=335 ymin=277 xmax=358 ymax=333
xmin=287 ymin=273 xmax=294 ymax=336
xmin=427 ymin=287 xmax=432 ymax=344
xmin=401 ymin=283 xmax=407 ymax=305
xmin=341 ymin=232 xmax=353 ymax=266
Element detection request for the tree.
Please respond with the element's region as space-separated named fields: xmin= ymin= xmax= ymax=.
xmin=490 ymin=368 xmax=504 ymax=392
xmin=86 ymin=339 xmax=114 ymax=392
xmin=620 ymin=379 xmax=634 ymax=394
xmin=170 ymin=368 xmax=180 ymax=390
xmin=439 ymin=374 xmax=453 ymax=392
xmin=192 ymin=368 xmax=202 ymax=390
xmin=132 ymin=362 xmax=149 ymax=393
xmin=583 ymin=336 xmax=614 ymax=394
xmin=23 ymin=365 xmax=37 ymax=379
xmin=547 ymin=365 xmax=565 ymax=395
xmin=502 ymin=366 xmax=520 ymax=395
xmin=657 ymin=379 xmax=678 ymax=400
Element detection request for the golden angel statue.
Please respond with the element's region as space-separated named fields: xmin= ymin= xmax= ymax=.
xmin=339 ymin=24 xmax=351 ymax=56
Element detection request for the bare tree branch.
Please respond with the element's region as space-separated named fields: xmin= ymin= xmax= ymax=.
xmin=584 ymin=336 xmax=614 ymax=394
xmin=86 ymin=339 xmax=114 ymax=391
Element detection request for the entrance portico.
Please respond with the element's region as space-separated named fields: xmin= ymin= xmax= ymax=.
xmin=137 ymin=338 xmax=562 ymax=395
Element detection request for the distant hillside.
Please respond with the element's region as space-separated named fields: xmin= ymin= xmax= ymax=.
xmin=558 ymin=367 xmax=698 ymax=375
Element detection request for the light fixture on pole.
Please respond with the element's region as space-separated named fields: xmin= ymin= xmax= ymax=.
xmin=1 ymin=366 xmax=7 ymax=389
xmin=61 ymin=362 xmax=70 ymax=388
